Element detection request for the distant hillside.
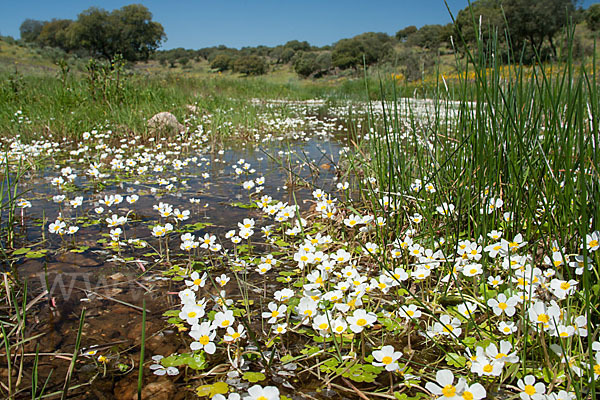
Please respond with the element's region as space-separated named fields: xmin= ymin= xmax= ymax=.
xmin=3 ymin=1 xmax=600 ymax=81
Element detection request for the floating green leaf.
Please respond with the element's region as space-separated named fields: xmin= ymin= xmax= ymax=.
xmin=12 ymin=248 xmax=31 ymax=255
xmin=196 ymin=382 xmax=229 ymax=397
xmin=242 ymin=371 xmax=266 ymax=383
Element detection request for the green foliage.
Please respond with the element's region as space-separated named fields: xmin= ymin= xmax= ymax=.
xmin=396 ymin=25 xmax=418 ymax=41
xmin=242 ymin=371 xmax=266 ymax=383
xmin=210 ymin=53 xmax=235 ymax=72
xmin=284 ymin=40 xmax=311 ymax=52
xmin=19 ymin=19 xmax=46 ymax=43
xmin=455 ymin=0 xmax=577 ymax=61
xmin=66 ymin=4 xmax=165 ymax=61
xmin=504 ymin=0 xmax=575 ymax=58
xmin=233 ymin=55 xmax=267 ymax=76
xmin=37 ymin=19 xmax=73 ymax=50
xmin=398 ymin=48 xmax=434 ymax=82
xmin=406 ymin=24 xmax=449 ymax=49
xmin=196 ymin=382 xmax=229 ymax=397
xmin=586 ymin=3 xmax=600 ymax=31
xmin=160 ymin=352 xmax=207 ymax=370
xmin=293 ymin=51 xmax=319 ymax=78
xmin=444 ymin=353 xmax=467 ymax=368
xmin=341 ymin=362 xmax=382 ymax=383
xmin=454 ymin=0 xmax=503 ymax=46
xmin=332 ymin=38 xmax=363 ymax=70
xmin=332 ymin=32 xmax=392 ymax=70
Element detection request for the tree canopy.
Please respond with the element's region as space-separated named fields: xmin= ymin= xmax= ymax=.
xmin=454 ymin=0 xmax=577 ymax=60
xmin=332 ymin=32 xmax=392 ymax=70
xmin=586 ymin=3 xmax=600 ymax=31
xmin=69 ymin=4 xmax=165 ymax=61
xmin=18 ymin=4 xmax=165 ymax=62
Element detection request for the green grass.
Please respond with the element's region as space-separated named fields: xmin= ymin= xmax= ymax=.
xmin=348 ymin=22 xmax=600 ymax=399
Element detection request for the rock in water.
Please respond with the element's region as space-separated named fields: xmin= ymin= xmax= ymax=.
xmin=147 ymin=112 xmax=184 ymax=135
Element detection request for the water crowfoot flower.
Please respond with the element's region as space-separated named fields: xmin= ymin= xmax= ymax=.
xmin=189 ymin=321 xmax=217 ymax=354
xmin=347 ymin=309 xmax=377 ymax=333
xmin=517 ymin=375 xmax=545 ymax=400
xmin=243 ymin=385 xmax=280 ymax=400
xmin=425 ymin=369 xmax=464 ymax=399
xmin=262 ymin=302 xmax=287 ymax=324
xmin=49 ymin=219 xmax=66 ymax=235
xmin=372 ymin=345 xmax=403 ymax=371
xmin=213 ymin=309 xmax=235 ymax=329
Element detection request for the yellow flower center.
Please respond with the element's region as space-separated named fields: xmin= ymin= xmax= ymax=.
xmin=483 ymin=364 xmax=493 ymax=373
xmin=524 ymin=385 xmax=536 ymax=395
xmin=199 ymin=335 xmax=210 ymax=345
xmin=188 ymin=311 xmax=197 ymax=318
xmin=498 ymin=302 xmax=507 ymax=310
xmin=463 ymin=391 xmax=474 ymax=400
xmin=356 ymin=318 xmax=367 ymax=326
xmin=442 ymin=385 xmax=456 ymax=397
xmin=257 ymin=397 xmax=268 ymax=400
xmin=382 ymin=356 xmax=393 ymax=365
xmin=221 ymin=319 xmax=230 ymax=327
xmin=537 ymin=314 xmax=549 ymax=324
xmin=318 ymin=323 xmax=328 ymax=330
xmin=560 ymin=282 xmax=570 ymax=290
xmin=590 ymin=239 xmax=598 ymax=247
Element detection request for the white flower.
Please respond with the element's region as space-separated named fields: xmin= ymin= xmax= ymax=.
xmin=243 ymin=385 xmax=280 ymax=400
xmin=179 ymin=303 xmax=205 ymax=325
xmin=262 ymin=302 xmax=286 ymax=324
xmin=517 ymin=375 xmax=545 ymax=400
xmin=398 ymin=304 xmax=421 ymax=321
xmin=49 ymin=220 xmax=66 ymax=235
xmin=432 ymin=315 xmax=462 ymax=337
xmin=213 ymin=309 xmax=235 ymax=329
xmin=436 ymin=202 xmax=455 ymax=216
xmin=425 ymin=369 xmax=464 ymax=399
xmin=189 ymin=321 xmax=216 ymax=354
xmin=498 ymin=321 xmax=517 ymax=335
xmin=185 ymin=271 xmax=207 ymax=291
xmin=347 ymin=309 xmax=377 ymax=333
xmin=487 ymin=293 xmax=518 ymax=317
xmin=372 ymin=345 xmax=403 ymax=371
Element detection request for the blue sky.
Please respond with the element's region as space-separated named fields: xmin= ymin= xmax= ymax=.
xmin=1 ymin=1 xmax=596 ymax=50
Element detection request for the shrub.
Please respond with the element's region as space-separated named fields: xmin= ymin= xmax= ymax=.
xmin=233 ymin=55 xmax=267 ymax=76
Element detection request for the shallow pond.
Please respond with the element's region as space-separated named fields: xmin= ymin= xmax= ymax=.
xmin=2 ymin=109 xmax=355 ymax=399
